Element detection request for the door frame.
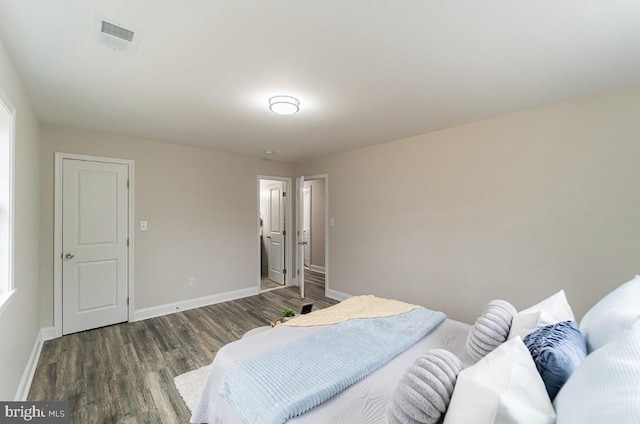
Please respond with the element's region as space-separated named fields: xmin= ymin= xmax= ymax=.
xmin=257 ymin=176 xmax=293 ymax=291
xmin=53 ymin=152 xmax=135 ymax=338
xmin=297 ymin=174 xmax=329 ymax=295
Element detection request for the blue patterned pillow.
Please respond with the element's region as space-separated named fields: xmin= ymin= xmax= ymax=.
xmin=523 ymin=320 xmax=587 ymax=401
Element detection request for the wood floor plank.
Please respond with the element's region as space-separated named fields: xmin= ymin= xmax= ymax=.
xmin=145 ymin=369 xmax=188 ymax=424
xmin=131 ymin=325 xmax=169 ymax=374
xmin=38 ymin=337 xmax=62 ymax=367
xmin=28 ymin=274 xmax=335 ymax=423
xmin=60 ymin=334 xmax=83 ymax=386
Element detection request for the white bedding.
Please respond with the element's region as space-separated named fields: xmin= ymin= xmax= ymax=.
xmin=191 ymin=318 xmax=472 ymax=424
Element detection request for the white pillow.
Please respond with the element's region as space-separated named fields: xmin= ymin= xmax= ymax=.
xmin=443 ymin=337 xmax=556 ymax=424
xmin=508 ymin=290 xmax=575 ymax=340
xmin=554 ymin=317 xmax=640 ymax=424
xmin=579 ymin=275 xmax=640 ymax=352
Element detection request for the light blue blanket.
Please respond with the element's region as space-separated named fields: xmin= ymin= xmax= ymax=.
xmin=218 ymin=308 xmax=446 ymax=424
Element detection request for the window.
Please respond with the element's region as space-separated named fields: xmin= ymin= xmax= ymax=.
xmin=0 ymin=92 xmax=15 ymax=313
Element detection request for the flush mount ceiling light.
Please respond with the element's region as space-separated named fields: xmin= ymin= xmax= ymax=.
xmin=269 ymin=96 xmax=300 ymax=115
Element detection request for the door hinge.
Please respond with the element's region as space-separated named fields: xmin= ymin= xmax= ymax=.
xmin=297 ymin=269 xmax=300 ymax=275
xmin=282 ymin=191 xmax=286 ymax=197
xmin=283 ymin=230 xmax=286 ymax=236
xmin=283 ymin=268 xmax=287 ymax=275
xmin=127 ymin=180 xmax=130 ymax=189
xmin=127 ymin=297 xmax=130 ymax=306
xmin=127 ymin=238 xmax=129 ymax=247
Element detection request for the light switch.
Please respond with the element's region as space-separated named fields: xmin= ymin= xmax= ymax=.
xmin=330 ymin=217 xmax=335 ymax=226
xmin=140 ymin=221 xmax=148 ymax=231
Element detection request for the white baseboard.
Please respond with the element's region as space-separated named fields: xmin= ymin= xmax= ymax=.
xmin=41 ymin=326 xmax=56 ymax=341
xmin=325 ymin=288 xmax=351 ymax=302
xmin=15 ymin=326 xmax=53 ymax=401
xmin=309 ymin=265 xmax=326 ymax=274
xmin=133 ymin=287 xmax=259 ymax=321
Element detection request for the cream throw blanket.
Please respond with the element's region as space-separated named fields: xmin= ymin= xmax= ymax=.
xmin=283 ymin=295 xmax=421 ymax=327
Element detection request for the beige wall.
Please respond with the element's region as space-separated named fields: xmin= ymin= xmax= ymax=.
xmin=0 ymin=42 xmax=41 ymax=399
xmin=40 ymin=126 xmax=295 ymax=325
xmin=298 ymin=85 xmax=640 ymax=323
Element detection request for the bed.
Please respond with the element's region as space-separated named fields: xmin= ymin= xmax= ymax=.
xmin=191 ymin=276 xmax=640 ymax=424
xmin=190 ymin=304 xmax=472 ymax=424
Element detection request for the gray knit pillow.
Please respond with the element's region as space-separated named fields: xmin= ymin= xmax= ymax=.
xmin=466 ymin=299 xmax=517 ymax=362
xmin=386 ymin=349 xmax=463 ymax=424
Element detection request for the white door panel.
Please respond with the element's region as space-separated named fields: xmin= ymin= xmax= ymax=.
xmin=77 ymin=171 xmax=119 ymax=244
xmin=62 ymin=159 xmax=129 ymax=335
xmin=267 ymin=182 xmax=285 ymax=285
xmin=77 ymin=260 xmax=118 ymax=311
xmin=269 ymin=241 xmax=283 ymax=280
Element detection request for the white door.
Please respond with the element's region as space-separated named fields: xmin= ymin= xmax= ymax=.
xmin=267 ymin=181 xmax=285 ymax=285
xmin=62 ymin=159 xmax=129 ymax=335
xmin=296 ymin=176 xmax=305 ymax=298
xmin=303 ymin=185 xmax=311 ymax=267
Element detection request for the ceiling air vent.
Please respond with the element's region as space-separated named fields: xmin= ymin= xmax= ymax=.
xmin=95 ymin=15 xmax=142 ymax=54
xmin=101 ymin=21 xmax=135 ymax=42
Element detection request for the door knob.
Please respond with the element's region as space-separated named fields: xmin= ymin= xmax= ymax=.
xmin=65 ymin=252 xmax=75 ymax=259
xmin=298 ymin=241 xmax=308 ymax=246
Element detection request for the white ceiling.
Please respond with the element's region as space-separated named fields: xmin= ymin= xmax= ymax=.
xmin=1 ymin=1 xmax=640 ymax=162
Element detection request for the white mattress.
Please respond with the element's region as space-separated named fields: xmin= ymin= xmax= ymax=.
xmin=191 ymin=318 xmax=472 ymax=424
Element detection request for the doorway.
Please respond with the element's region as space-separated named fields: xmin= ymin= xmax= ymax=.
xmin=54 ymin=153 xmax=135 ymax=337
xmin=295 ymin=174 xmax=329 ymax=299
xmin=258 ymin=176 xmax=292 ymax=292
xmin=303 ymin=178 xmax=326 ymax=275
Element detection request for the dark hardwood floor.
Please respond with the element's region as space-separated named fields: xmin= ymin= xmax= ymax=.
xmin=303 ymin=268 xmax=325 ymax=289
xmin=29 ymin=272 xmax=333 ymax=423
xmin=260 ymin=277 xmax=283 ymax=291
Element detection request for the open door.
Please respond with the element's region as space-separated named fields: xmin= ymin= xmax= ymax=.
xmin=296 ymin=176 xmax=305 ymax=298
xmin=303 ymin=185 xmax=311 ymax=268
xmin=266 ymin=181 xmax=285 ymax=285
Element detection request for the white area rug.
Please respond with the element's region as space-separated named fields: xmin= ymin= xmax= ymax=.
xmin=174 ymin=365 xmax=209 ymax=412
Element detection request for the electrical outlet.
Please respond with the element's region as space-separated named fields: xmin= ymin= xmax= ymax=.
xmin=188 ymin=277 xmax=196 ymax=287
